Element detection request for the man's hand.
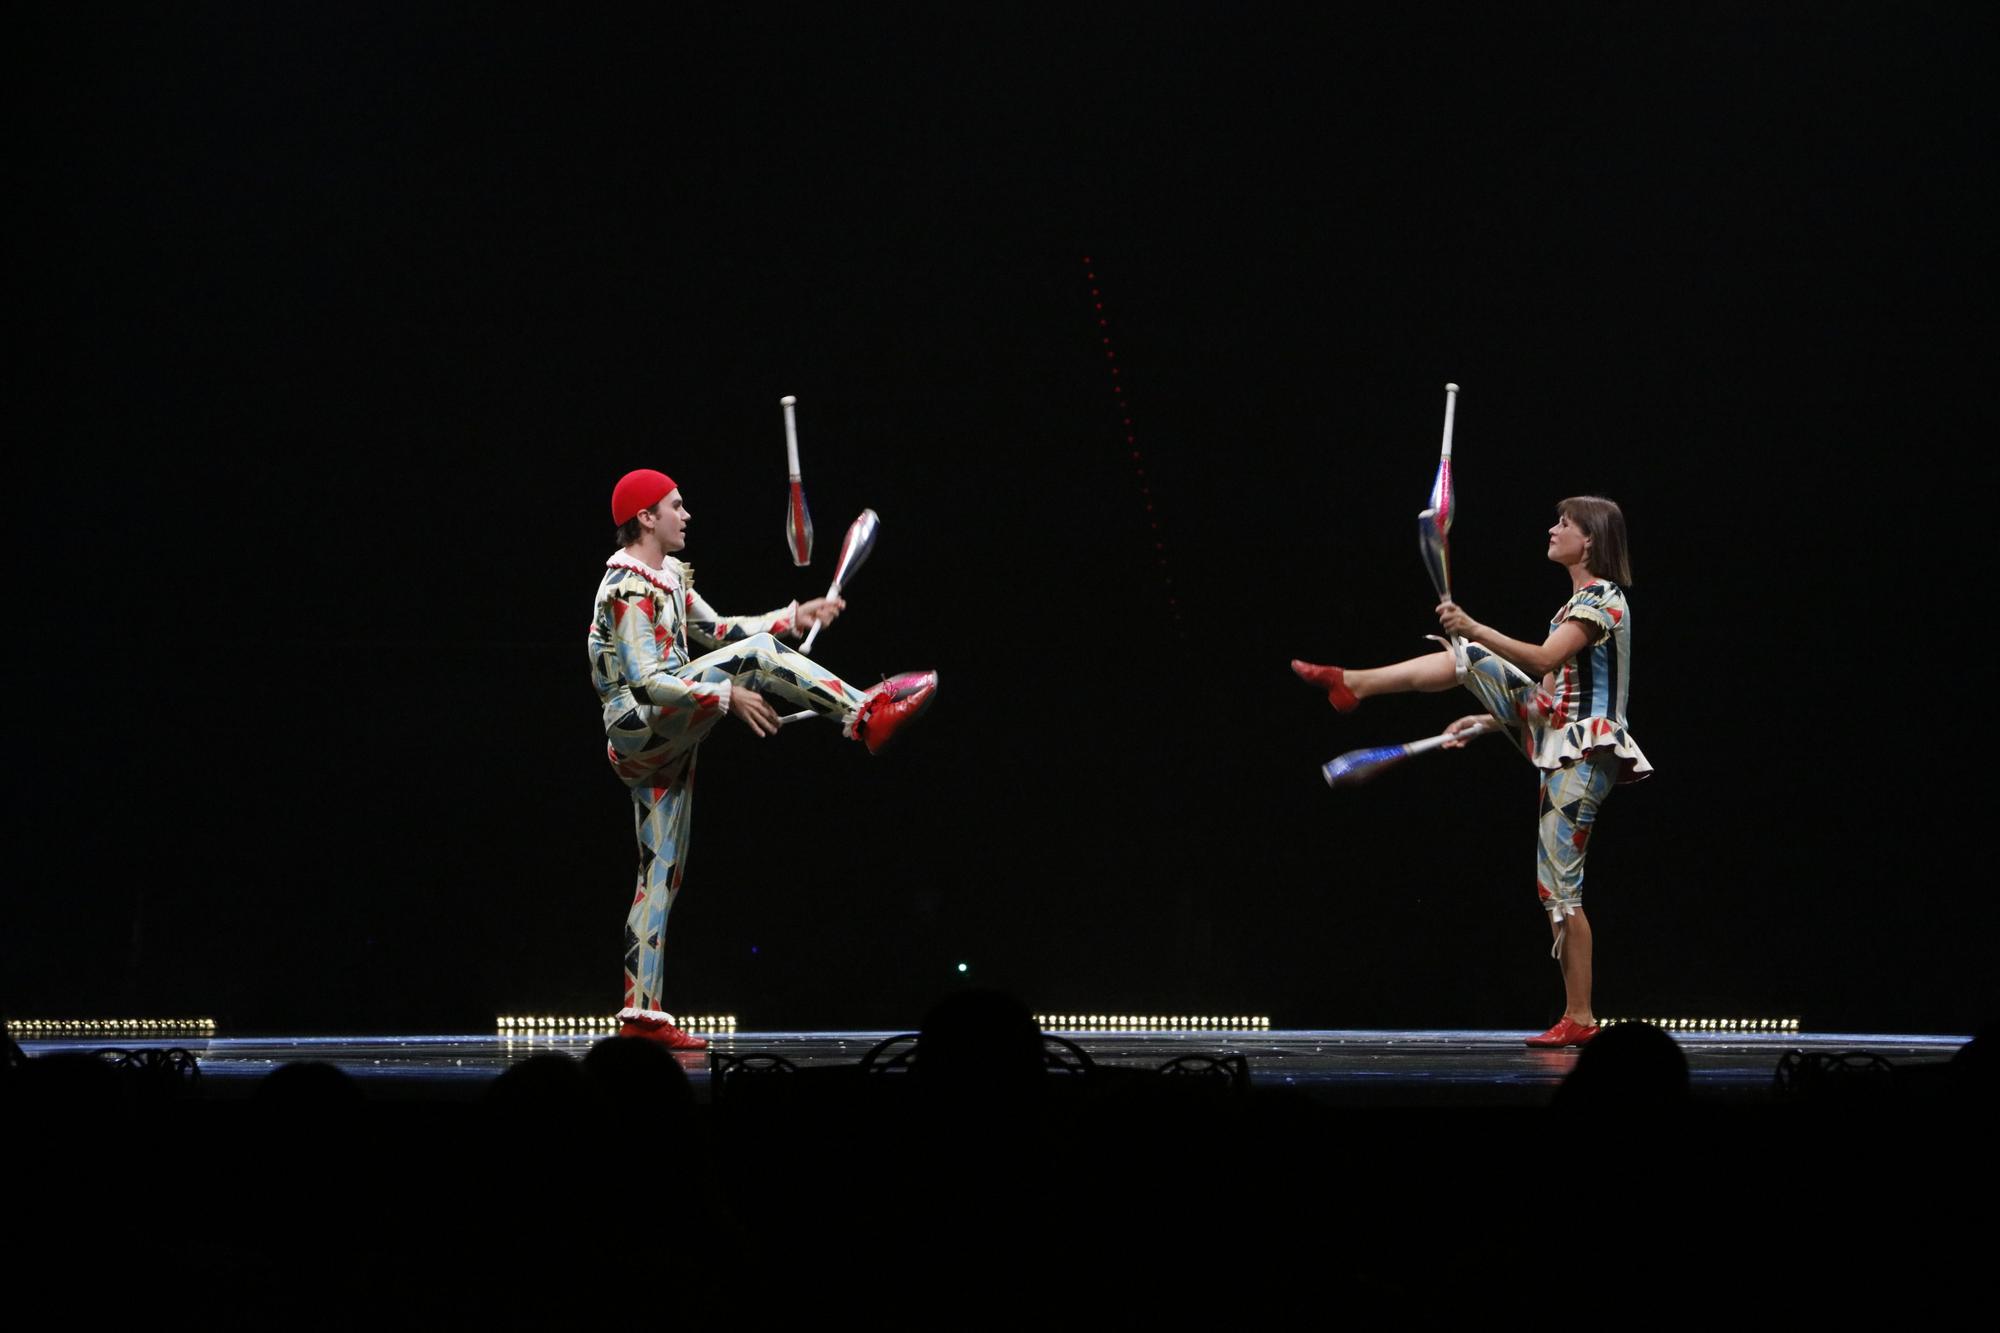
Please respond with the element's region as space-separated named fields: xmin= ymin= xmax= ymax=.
xmin=732 ymin=686 xmax=781 ymax=737
xmin=798 ymin=595 xmax=846 ymax=632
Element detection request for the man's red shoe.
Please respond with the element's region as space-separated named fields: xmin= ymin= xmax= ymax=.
xmin=1291 ymin=660 xmax=1359 ymax=713
xmin=850 ymin=670 xmax=939 ymax=754
xmin=1525 ymin=1016 xmax=1600 ymax=1048
xmin=617 ymin=1010 xmax=708 ymax=1051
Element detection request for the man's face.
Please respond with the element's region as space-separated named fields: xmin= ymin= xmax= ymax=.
xmin=649 ymin=489 xmax=691 ymax=552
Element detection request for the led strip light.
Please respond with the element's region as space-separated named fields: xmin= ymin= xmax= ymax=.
xmin=1600 ymin=1017 xmax=1802 ymax=1033
xmin=496 ymin=1015 xmax=738 ymax=1036
xmin=1036 ymin=1015 xmax=1271 ymax=1032
xmin=7 ymin=1018 xmax=217 ymax=1038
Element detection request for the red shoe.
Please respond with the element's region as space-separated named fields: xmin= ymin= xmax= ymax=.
xmin=618 ymin=1012 xmax=709 ymax=1051
xmin=851 ymin=670 xmax=939 ymax=754
xmin=1525 ymin=1016 xmax=1600 ymax=1048
xmin=1291 ymin=660 xmax=1359 ymax=713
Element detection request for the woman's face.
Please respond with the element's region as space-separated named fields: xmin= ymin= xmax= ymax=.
xmin=1547 ymin=511 xmax=1591 ymax=568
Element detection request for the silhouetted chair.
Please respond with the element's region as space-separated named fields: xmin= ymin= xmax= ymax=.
xmin=1155 ymin=1052 xmax=1250 ymax=1092
xmin=99 ymin=1046 xmax=203 ymax=1101
xmin=709 ymin=1051 xmax=801 ymax=1103
xmin=858 ymin=1031 xmax=1096 ymax=1077
xmin=1774 ymin=1049 xmax=1896 ymax=1103
xmin=858 ymin=1033 xmax=921 ymax=1073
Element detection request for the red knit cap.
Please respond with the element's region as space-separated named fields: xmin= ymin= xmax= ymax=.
xmin=611 ymin=469 xmax=677 ymax=525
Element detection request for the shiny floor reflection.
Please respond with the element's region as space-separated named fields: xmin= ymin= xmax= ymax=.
xmin=17 ymin=1027 xmax=1968 ymax=1104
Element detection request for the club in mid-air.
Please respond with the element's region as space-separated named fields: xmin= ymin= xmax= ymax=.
xmin=1419 ymin=382 xmax=1460 ymax=602
xmin=799 ymin=507 xmax=879 ymax=655
xmin=781 ymin=394 xmax=814 ymax=567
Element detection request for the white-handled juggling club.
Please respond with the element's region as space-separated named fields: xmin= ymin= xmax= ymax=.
xmin=781 ymin=395 xmax=814 ymax=567
xmin=1321 ymin=716 xmax=1495 ymax=788
xmin=1430 ymin=382 xmax=1459 ymax=530
xmin=1420 ymin=382 xmax=1461 ymax=602
xmin=798 ymin=508 xmax=879 ymax=654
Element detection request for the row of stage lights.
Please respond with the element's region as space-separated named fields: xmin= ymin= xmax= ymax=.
xmin=1602 ymin=1017 xmax=1801 ymax=1033
xmin=6 ymin=1018 xmax=216 ymax=1037
xmin=4 ymin=1015 xmax=1799 ymax=1039
xmin=496 ymin=1015 xmax=739 ymax=1035
xmin=1037 ymin=1015 xmax=1271 ymax=1032
xmin=494 ymin=1015 xmax=1269 ymax=1035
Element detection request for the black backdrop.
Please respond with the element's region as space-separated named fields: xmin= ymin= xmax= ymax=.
xmin=10 ymin=4 xmax=1992 ymax=1032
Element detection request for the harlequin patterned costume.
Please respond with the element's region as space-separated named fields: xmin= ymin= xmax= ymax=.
xmin=589 ymin=549 xmax=868 ymax=1019
xmin=1450 ymin=580 xmax=1651 ymax=924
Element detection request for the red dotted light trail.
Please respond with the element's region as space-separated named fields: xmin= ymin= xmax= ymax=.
xmin=1082 ymin=256 xmax=1183 ymax=636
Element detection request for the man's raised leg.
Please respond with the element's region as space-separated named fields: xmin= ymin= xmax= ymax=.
xmin=686 ymin=632 xmax=938 ymax=753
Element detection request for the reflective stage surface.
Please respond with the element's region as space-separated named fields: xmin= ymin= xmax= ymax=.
xmin=17 ymin=1027 xmax=1970 ymax=1104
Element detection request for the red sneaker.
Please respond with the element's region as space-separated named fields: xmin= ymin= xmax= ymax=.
xmin=851 ymin=670 xmax=939 ymax=754
xmin=618 ymin=1013 xmax=709 ymax=1051
xmin=1525 ymin=1016 xmax=1600 ymax=1048
xmin=1291 ymin=660 xmax=1359 ymax=713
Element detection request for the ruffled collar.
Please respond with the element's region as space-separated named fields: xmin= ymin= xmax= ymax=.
xmin=605 ymin=549 xmax=689 ymax=595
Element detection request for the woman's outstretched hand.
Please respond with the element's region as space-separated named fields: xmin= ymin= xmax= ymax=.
xmin=1441 ymin=714 xmax=1490 ymax=748
xmin=1436 ymin=600 xmax=1480 ymax=639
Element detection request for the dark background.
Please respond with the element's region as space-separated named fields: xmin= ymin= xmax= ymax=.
xmin=9 ymin=4 xmax=1992 ymax=1033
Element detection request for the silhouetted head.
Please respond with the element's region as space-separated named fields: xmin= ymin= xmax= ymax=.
xmin=915 ymin=989 xmax=1044 ymax=1089
xmin=585 ymin=1035 xmax=694 ymax=1114
xmin=12 ymin=1052 xmax=127 ymax=1107
xmin=485 ymin=1053 xmax=605 ymax=1108
xmin=1552 ymin=1022 xmax=1690 ymax=1109
xmin=1950 ymin=1020 xmax=1996 ymax=1103
xmin=255 ymin=1060 xmax=365 ymax=1106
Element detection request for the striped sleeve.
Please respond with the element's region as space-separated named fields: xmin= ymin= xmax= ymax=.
xmin=1559 ymin=583 xmax=1622 ymax=644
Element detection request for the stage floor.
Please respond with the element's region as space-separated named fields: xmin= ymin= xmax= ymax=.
xmin=19 ymin=1027 xmax=1971 ymax=1105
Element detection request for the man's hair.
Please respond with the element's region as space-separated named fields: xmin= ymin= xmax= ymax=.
xmin=1558 ymin=495 xmax=1633 ymax=586
xmin=615 ymin=498 xmax=661 ymax=548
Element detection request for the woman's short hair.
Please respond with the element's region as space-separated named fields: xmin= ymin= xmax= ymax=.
xmin=1558 ymin=495 xmax=1633 ymax=586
